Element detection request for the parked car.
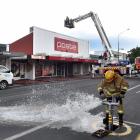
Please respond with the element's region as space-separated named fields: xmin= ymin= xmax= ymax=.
xmin=0 ymin=65 xmax=13 ymax=89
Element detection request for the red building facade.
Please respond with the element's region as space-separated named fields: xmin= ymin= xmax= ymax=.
xmin=10 ymin=26 xmax=98 ymax=80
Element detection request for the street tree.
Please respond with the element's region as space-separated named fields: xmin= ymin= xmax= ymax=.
xmin=128 ymin=46 xmax=140 ymax=63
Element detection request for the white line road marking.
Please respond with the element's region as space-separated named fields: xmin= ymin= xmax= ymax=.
xmin=124 ymin=121 xmax=140 ymax=126
xmin=128 ymin=85 xmax=140 ymax=91
xmin=114 ymin=118 xmax=140 ymax=126
xmin=136 ymin=134 xmax=140 ymax=140
xmin=110 ymin=121 xmax=132 ymax=136
xmin=3 ymin=121 xmax=52 ymax=140
xmin=136 ymin=91 xmax=140 ymax=93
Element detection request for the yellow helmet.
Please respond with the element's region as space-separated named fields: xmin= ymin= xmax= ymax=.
xmin=105 ymin=70 xmax=115 ymax=82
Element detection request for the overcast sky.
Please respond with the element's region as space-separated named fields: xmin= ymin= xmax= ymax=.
xmin=0 ymin=0 xmax=140 ymax=53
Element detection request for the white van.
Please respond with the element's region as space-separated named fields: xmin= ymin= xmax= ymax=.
xmin=0 ymin=65 xmax=13 ymax=89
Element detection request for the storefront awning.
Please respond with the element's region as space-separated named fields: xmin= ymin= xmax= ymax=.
xmin=0 ymin=51 xmax=25 ymax=57
xmin=47 ymin=56 xmax=98 ymax=63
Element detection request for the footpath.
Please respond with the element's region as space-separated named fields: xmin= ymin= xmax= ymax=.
xmin=13 ymin=75 xmax=92 ymax=87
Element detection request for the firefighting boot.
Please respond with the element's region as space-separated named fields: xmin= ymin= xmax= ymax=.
xmin=103 ymin=113 xmax=109 ymax=130
xmin=118 ymin=114 xmax=123 ymax=127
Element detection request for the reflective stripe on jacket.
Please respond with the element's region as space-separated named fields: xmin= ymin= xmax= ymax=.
xmin=97 ymin=73 xmax=129 ymax=96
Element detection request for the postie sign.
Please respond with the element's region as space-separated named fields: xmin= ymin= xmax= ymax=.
xmin=54 ymin=37 xmax=78 ymax=53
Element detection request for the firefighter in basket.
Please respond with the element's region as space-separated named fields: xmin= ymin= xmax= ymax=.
xmin=97 ymin=70 xmax=129 ymax=128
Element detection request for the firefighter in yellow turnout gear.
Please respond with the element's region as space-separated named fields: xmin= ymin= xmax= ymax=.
xmin=97 ymin=70 xmax=129 ymax=128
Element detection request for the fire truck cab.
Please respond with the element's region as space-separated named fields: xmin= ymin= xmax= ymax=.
xmin=135 ymin=57 xmax=140 ymax=73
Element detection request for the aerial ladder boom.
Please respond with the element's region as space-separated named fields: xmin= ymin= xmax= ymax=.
xmin=64 ymin=11 xmax=114 ymax=61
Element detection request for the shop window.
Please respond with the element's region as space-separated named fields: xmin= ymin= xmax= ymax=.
xmin=42 ymin=65 xmax=54 ymax=76
xmin=73 ymin=63 xmax=80 ymax=75
xmin=11 ymin=62 xmax=20 ymax=77
xmin=83 ymin=63 xmax=89 ymax=74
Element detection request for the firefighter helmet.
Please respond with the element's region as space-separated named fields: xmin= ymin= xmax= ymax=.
xmin=105 ymin=70 xmax=115 ymax=82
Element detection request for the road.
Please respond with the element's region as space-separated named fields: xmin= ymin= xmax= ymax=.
xmin=0 ymin=78 xmax=140 ymax=140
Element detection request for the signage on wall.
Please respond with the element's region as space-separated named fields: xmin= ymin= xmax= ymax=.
xmin=31 ymin=55 xmax=46 ymax=59
xmin=54 ymin=37 xmax=78 ymax=53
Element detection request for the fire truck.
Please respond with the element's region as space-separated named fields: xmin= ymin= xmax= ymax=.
xmin=64 ymin=11 xmax=127 ymax=75
xmin=135 ymin=57 xmax=140 ymax=72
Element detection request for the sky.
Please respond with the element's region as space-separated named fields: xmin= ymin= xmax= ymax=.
xmin=0 ymin=0 xmax=140 ymax=54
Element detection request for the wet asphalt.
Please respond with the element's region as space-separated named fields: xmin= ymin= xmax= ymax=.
xmin=0 ymin=78 xmax=139 ymax=140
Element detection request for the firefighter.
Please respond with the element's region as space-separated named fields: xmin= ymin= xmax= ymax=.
xmin=97 ymin=70 xmax=129 ymax=128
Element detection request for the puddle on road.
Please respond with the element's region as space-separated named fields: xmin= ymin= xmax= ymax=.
xmin=0 ymin=86 xmax=104 ymax=133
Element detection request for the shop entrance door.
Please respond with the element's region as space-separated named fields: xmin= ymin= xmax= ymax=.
xmin=66 ymin=63 xmax=73 ymax=77
xmin=57 ymin=63 xmax=65 ymax=77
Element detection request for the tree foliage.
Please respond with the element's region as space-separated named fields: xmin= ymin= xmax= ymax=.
xmin=128 ymin=47 xmax=140 ymax=63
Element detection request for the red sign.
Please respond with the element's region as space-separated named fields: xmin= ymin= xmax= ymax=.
xmin=55 ymin=37 xmax=78 ymax=53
